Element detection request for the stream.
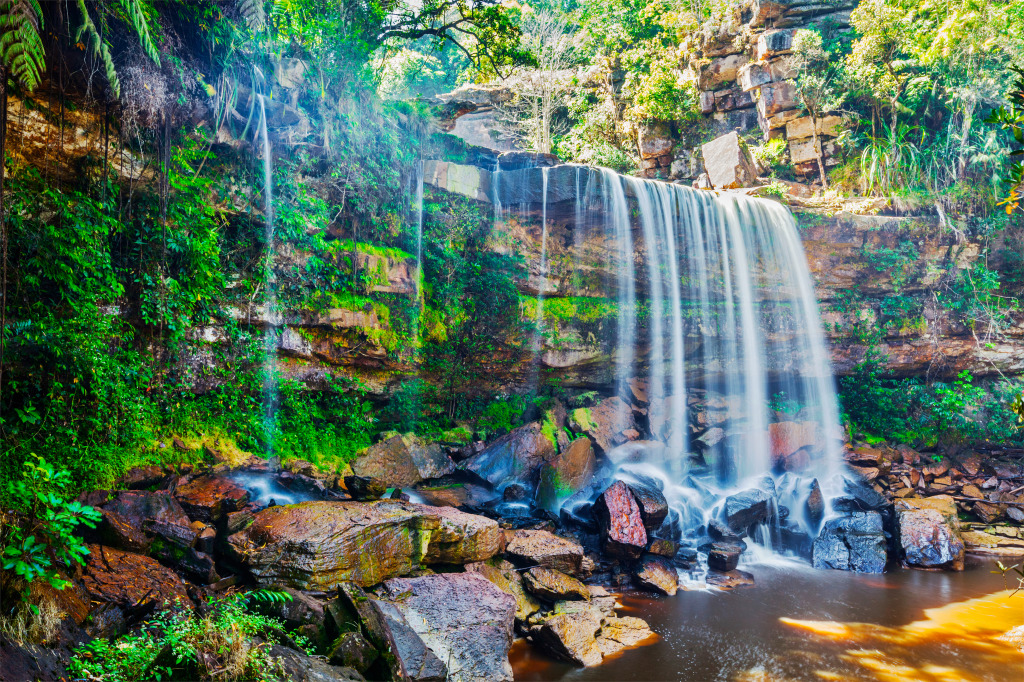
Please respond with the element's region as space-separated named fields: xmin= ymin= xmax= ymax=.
xmin=511 ymin=555 xmax=1024 ymax=681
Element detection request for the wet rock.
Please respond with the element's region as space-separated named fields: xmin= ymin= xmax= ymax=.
xmin=708 ymin=518 xmax=740 ymax=541
xmin=118 ymin=465 xmax=167 ymax=490
xmin=269 ymin=644 xmax=364 ymax=682
xmin=227 ymin=501 xmax=500 ymax=590
xmin=465 ymin=558 xmax=542 ymax=622
xmin=328 ymin=631 xmax=378 ymax=674
xmin=805 ymin=478 xmax=825 ymax=525
xmin=974 ymin=501 xmax=1006 ymax=524
xmin=81 ymin=545 xmax=192 ymax=613
xmin=529 ymin=610 xmax=603 ymax=667
xmin=724 ymin=488 xmax=775 ymax=532
xmin=524 ymin=567 xmax=590 ymax=602
xmin=371 ymin=573 xmax=516 ymax=682
xmin=504 ymin=529 xmax=585 ymax=576
xmin=537 ymin=437 xmax=596 ymax=510
xmin=568 ymin=397 xmax=638 ymax=454
xmin=596 ymin=614 xmax=655 ymax=653
xmin=647 ymin=538 xmax=679 ymax=557
xmin=839 ymin=478 xmax=889 ymax=511
xmin=894 ymin=496 xmax=964 ymax=571
xmin=343 ymin=475 xmax=388 ymax=501
xmin=87 ymin=509 xmax=151 ymax=552
xmin=463 ymin=421 xmax=556 ymax=490
xmin=502 ymin=483 xmax=530 ymax=502
xmin=701 ymin=131 xmax=758 ymax=189
xmin=961 ymin=527 xmax=1024 ymax=555
xmin=351 ymin=433 xmax=456 ymax=488
xmin=812 ymin=512 xmax=887 ymax=573
xmin=252 ymin=587 xmax=326 ymax=631
xmin=706 ymin=569 xmax=755 ymax=589
xmin=104 ymin=490 xmax=191 ymax=528
xmin=415 ymin=482 xmax=497 ymax=508
xmin=633 ymin=554 xmax=678 ymax=595
xmin=707 ymin=544 xmax=741 ymax=572
xmin=768 ymin=421 xmax=818 ymax=467
xmin=593 ymin=481 xmax=648 ymax=560
xmin=624 ymin=480 xmax=669 ymax=531
xmin=174 ymin=475 xmax=251 ymax=523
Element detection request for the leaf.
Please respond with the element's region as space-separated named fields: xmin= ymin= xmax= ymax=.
xmin=74 ymin=0 xmax=121 ymax=98
xmin=0 ymin=0 xmax=46 ymax=90
xmin=119 ymin=0 xmax=160 ymax=66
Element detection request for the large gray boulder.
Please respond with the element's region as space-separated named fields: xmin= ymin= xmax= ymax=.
xmin=701 ymin=132 xmax=758 ymax=189
xmin=812 ymin=512 xmax=888 ymax=573
xmin=370 ymin=573 xmax=517 ymax=682
xmin=463 ymin=421 xmax=556 ymax=490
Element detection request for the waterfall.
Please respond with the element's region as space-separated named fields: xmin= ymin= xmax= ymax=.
xmin=257 ymin=92 xmax=278 ymax=455
xmin=490 ymin=161 xmax=845 ymax=541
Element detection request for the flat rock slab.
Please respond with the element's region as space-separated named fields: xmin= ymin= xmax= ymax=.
xmin=465 ymin=558 xmax=542 ymax=622
xmin=81 ymin=544 xmax=191 ymax=611
xmin=504 ymin=529 xmax=585 ymax=576
xmin=371 ymin=573 xmax=516 ymax=682
xmin=634 ymin=554 xmax=679 ymax=595
xmin=523 ymin=567 xmax=590 ymax=602
xmin=227 ymin=501 xmax=500 ymax=590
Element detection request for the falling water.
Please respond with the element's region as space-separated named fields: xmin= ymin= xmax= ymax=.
xmin=257 ymin=92 xmax=278 ymax=454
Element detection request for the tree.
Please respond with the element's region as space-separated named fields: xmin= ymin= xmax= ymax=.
xmin=988 ymin=65 xmax=1024 ymax=214
xmin=792 ymin=29 xmax=846 ymax=188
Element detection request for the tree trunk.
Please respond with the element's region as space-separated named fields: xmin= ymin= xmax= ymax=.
xmin=0 ymin=65 xmax=6 ymax=406
xmin=811 ymin=116 xmax=828 ymax=189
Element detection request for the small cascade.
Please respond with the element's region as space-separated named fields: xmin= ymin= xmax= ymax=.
xmin=256 ymin=86 xmax=278 ymax=455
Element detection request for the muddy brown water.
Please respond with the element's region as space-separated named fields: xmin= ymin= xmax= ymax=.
xmin=511 ymin=554 xmax=1024 ymax=681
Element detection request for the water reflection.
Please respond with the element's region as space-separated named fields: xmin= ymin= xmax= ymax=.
xmin=512 ymin=556 xmax=1024 ymax=681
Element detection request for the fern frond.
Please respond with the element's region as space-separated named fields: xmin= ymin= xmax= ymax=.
xmin=119 ymin=0 xmax=160 ymax=66
xmin=0 ymin=0 xmax=46 ymax=91
xmin=237 ymin=0 xmax=266 ymax=33
xmin=75 ymin=0 xmax=120 ymax=98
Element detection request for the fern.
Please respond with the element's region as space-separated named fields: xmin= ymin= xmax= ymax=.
xmin=240 ymin=589 xmax=293 ymax=604
xmin=75 ymin=0 xmax=120 ymax=98
xmin=237 ymin=0 xmax=266 ymax=32
xmin=119 ymin=0 xmax=160 ymax=65
xmin=0 ymin=0 xmax=46 ymax=91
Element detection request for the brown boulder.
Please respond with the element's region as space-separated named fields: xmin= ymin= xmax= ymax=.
xmin=523 ymin=568 xmax=590 ymax=602
xmin=465 ymin=558 xmax=542 ymax=622
xmin=633 ymin=554 xmax=678 ymax=596
xmin=504 ymin=529 xmax=585 ymax=577
xmin=227 ymin=501 xmax=500 ymax=590
xmin=81 ymin=545 xmax=191 ymax=612
xmin=351 ymin=433 xmax=456 ymax=488
xmin=463 ymin=421 xmax=557 ymax=489
xmin=529 ymin=610 xmax=603 ymax=667
xmin=174 ymin=475 xmax=250 ymax=523
xmin=769 ymin=421 xmax=819 ymax=466
xmin=701 ymin=131 xmax=758 ymax=189
xmin=593 ymin=481 xmax=647 ymax=559
xmin=568 ymin=397 xmax=638 ymax=454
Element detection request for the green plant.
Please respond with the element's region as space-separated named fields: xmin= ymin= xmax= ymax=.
xmin=0 ymin=0 xmax=46 ymax=90
xmin=68 ymin=590 xmax=301 ymax=682
xmin=1 ymin=455 xmax=101 ymax=609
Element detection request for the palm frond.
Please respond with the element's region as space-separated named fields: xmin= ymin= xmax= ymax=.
xmin=75 ymin=0 xmax=120 ymax=98
xmin=120 ymin=0 xmax=160 ymax=65
xmin=0 ymin=0 xmax=46 ymax=91
xmin=237 ymin=0 xmax=266 ymax=33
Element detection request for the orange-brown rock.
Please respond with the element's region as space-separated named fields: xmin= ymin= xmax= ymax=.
xmin=769 ymin=421 xmax=819 ymax=467
xmin=894 ymin=496 xmax=964 ymax=571
xmin=81 ymin=545 xmax=192 ymax=610
xmin=594 ymin=481 xmax=647 ymax=559
xmin=227 ymin=501 xmax=500 ymax=590
xmin=174 ymin=475 xmax=251 ymax=523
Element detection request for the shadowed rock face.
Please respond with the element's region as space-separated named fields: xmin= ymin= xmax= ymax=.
xmin=812 ymin=511 xmax=888 ymax=573
xmin=369 ymin=573 xmax=517 ymax=682
xmin=226 ymin=501 xmax=501 ymax=590
xmin=463 ymin=421 xmax=557 ymax=491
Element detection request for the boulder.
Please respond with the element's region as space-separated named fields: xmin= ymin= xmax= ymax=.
xmin=756 ymin=81 xmax=799 ymax=118
xmin=706 ymin=569 xmax=756 ymax=589
xmin=226 ymin=501 xmax=500 ymax=590
xmin=593 ymin=481 xmax=648 ymax=559
xmin=529 ymin=610 xmax=603 ymax=667
xmin=568 ymin=398 xmax=638 ymax=454
xmin=81 ymin=545 xmax=192 ymax=613
xmin=790 ymin=137 xmax=836 ymax=165
xmin=537 ymin=437 xmax=596 ymax=510
xmin=647 ymin=538 xmax=679 ymax=557
xmin=785 ymin=115 xmax=843 ymax=141
xmin=269 ymin=645 xmax=364 ymax=682
xmin=894 ymin=496 xmax=964 ymax=571
xmin=104 ymin=490 xmax=191 ymax=528
xmin=351 ymin=433 xmax=456 ymax=488
xmin=699 ymin=54 xmax=749 ymax=90
xmin=755 ymin=29 xmax=796 ymax=60
xmin=504 ymin=529 xmax=585 ymax=576
xmin=738 ymin=62 xmax=772 ymax=92
xmin=812 ymin=512 xmax=888 ymax=573
xmin=707 ymin=544 xmax=741 ymax=572
xmin=768 ymin=421 xmax=819 ymax=466
xmin=633 ymin=554 xmax=678 ymax=595
xmin=343 ymin=475 xmax=387 ymax=501
xmin=88 ymin=509 xmax=151 ymax=553
xmin=701 ymin=132 xmax=758 ymax=189
xmin=638 ymin=122 xmax=673 ymax=159
xmin=328 ymin=632 xmax=378 ymax=675
xmin=724 ymin=488 xmax=775 ymax=532
xmin=805 ymin=478 xmax=825 ymax=525
xmin=524 ymin=568 xmax=590 ymax=602
xmin=117 ymin=465 xmax=167 ymax=490
xmin=463 ymin=421 xmax=556 ymax=490
xmin=371 ymin=573 xmax=517 ymax=682
xmin=174 ymin=475 xmax=251 ymax=523
xmin=624 ymin=480 xmax=669 ymax=531
xmin=465 ymin=558 xmax=542 ymax=622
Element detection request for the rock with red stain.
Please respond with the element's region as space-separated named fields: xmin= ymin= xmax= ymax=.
xmin=175 ymin=475 xmax=251 ymax=523
xmin=81 ymin=544 xmax=192 ymax=612
xmin=768 ymin=421 xmax=818 ymax=468
xmin=593 ymin=481 xmax=647 ymax=559
xmin=894 ymin=495 xmax=964 ymax=571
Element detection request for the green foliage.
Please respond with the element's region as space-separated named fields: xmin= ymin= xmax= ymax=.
xmin=0 ymin=0 xmax=45 ymax=90
xmin=119 ymin=0 xmax=161 ymax=65
xmin=839 ymin=351 xmax=1024 ymax=446
xmin=751 ymin=138 xmax=789 ymax=170
xmin=987 ymin=65 xmax=1024 ymax=213
xmin=477 ymin=396 xmax=528 ymax=435
xmin=1 ymin=455 xmax=101 ymax=609
xmin=68 ymin=590 xmax=303 ymax=682
xmin=75 ymin=0 xmax=122 ymax=97
xmin=237 ymin=0 xmax=267 ymax=33
xmin=862 ymin=239 xmax=920 ymax=293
